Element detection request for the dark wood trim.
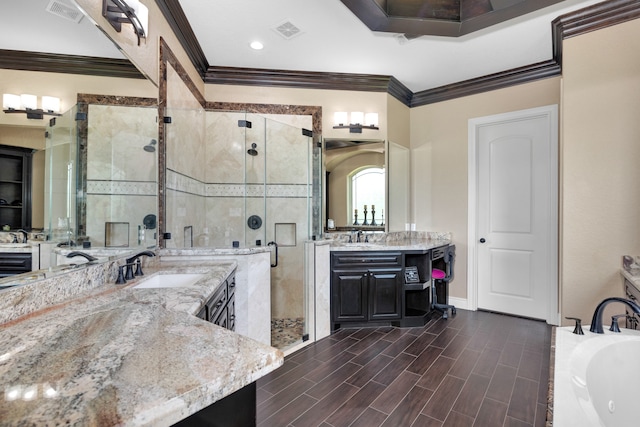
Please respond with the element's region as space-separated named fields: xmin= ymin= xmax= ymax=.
xmin=0 ymin=49 xmax=143 ymax=79
xmin=2 ymin=1 xmax=638 ymax=108
xmin=410 ymin=60 xmax=561 ymax=107
xmin=205 ymin=67 xmax=393 ymax=92
xmin=154 ymin=0 xmax=209 ymax=78
xmin=339 ymin=0 xmax=563 ymax=37
xmin=205 ymin=102 xmax=323 ymax=136
xmin=552 ymin=0 xmax=640 ymax=67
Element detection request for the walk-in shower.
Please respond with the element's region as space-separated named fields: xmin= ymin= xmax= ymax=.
xmin=164 ymin=109 xmax=321 ymax=352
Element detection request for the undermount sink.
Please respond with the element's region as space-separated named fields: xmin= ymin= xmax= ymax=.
xmin=133 ymin=273 xmax=205 ymax=289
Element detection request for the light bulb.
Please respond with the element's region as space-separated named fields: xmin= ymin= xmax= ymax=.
xmin=350 ymin=112 xmax=364 ymax=125
xmin=334 ymin=112 xmax=348 ymax=126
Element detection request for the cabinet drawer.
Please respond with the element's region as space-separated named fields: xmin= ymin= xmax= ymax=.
xmin=332 ymin=252 xmax=402 ymax=268
xmin=431 ymin=247 xmax=446 ymax=260
xmin=0 ymin=252 xmax=32 ymax=277
xmin=207 ymin=284 xmax=228 ymax=322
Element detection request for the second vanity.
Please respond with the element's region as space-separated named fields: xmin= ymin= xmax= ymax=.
xmin=327 ymin=233 xmax=452 ymax=330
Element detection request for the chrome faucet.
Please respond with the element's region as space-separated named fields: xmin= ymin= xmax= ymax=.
xmin=65 ymin=251 xmax=98 ymax=262
xmin=589 ymin=297 xmax=640 ymax=334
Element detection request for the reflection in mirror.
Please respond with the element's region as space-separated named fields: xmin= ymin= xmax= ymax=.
xmin=76 ymin=99 xmax=158 ymax=248
xmin=0 ymin=97 xmax=158 ymax=289
xmin=388 ymin=141 xmax=410 ymax=231
xmin=324 ymin=139 xmax=385 ymax=231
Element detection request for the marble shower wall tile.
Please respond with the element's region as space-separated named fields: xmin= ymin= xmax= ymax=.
xmin=82 ymin=104 xmax=158 ymax=246
xmin=205 ymin=197 xmax=245 ymax=247
xmin=86 ymin=194 xmax=157 ymax=247
xmin=165 ymin=189 xmax=206 ymax=249
xmin=206 ymin=111 xmax=246 ymax=184
xmin=87 ymin=104 xmax=157 ymax=182
xmin=166 ymin=64 xmax=206 ymax=183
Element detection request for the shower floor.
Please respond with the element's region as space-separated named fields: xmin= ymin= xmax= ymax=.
xmin=271 ymin=317 xmax=304 ymax=350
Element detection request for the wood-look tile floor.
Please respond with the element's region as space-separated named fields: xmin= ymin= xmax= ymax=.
xmin=256 ymin=310 xmax=551 ymax=427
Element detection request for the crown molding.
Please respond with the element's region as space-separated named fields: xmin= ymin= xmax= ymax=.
xmin=0 ymin=49 xmax=143 ymax=79
xmin=2 ymin=1 xmax=638 ymax=107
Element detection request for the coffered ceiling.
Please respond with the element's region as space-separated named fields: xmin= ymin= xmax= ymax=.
xmin=340 ymin=0 xmax=564 ymax=37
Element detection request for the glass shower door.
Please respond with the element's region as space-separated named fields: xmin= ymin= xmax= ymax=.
xmin=238 ymin=113 xmax=314 ymax=351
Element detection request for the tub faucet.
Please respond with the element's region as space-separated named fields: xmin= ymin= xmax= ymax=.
xmin=66 ymin=251 xmax=98 ymax=262
xmin=589 ymin=297 xmax=640 ymax=334
xmin=125 ymin=250 xmax=156 ymax=279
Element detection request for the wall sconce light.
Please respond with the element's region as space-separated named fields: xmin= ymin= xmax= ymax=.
xmin=102 ymin=0 xmax=149 ymax=45
xmin=333 ymin=111 xmax=379 ymax=133
xmin=3 ymin=94 xmax=62 ymax=120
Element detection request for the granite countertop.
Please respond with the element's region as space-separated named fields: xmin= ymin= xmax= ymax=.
xmin=0 ymin=243 xmax=35 ymax=253
xmin=621 ymin=268 xmax=640 ymax=290
xmin=0 ymin=261 xmax=284 ymax=426
xmin=329 ymin=238 xmax=451 ymax=252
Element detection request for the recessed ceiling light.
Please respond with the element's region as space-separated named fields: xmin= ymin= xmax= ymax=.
xmin=249 ymin=41 xmax=264 ymax=50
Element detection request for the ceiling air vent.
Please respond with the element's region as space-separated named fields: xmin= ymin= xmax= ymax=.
xmin=272 ymin=20 xmax=303 ymax=40
xmin=46 ymin=0 xmax=84 ymax=24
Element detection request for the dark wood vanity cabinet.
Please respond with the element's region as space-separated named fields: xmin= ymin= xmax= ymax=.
xmin=331 ymin=252 xmax=404 ymax=330
xmin=0 ymin=252 xmax=32 ymax=278
xmin=0 ymin=145 xmax=33 ymax=230
xmin=331 ymin=247 xmax=448 ymax=330
xmin=196 ymin=271 xmax=236 ymax=331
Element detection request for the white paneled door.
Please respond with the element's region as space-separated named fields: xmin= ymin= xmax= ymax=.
xmin=469 ymin=106 xmax=558 ymax=322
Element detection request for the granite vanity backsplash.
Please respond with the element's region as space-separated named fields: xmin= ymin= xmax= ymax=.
xmin=323 ymin=230 xmax=452 ymax=244
xmin=0 ymin=256 xmax=135 ymax=325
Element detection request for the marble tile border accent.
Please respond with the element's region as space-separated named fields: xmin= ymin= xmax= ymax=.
xmin=87 ymin=180 xmax=157 ymax=196
xmin=166 ymin=168 xmax=206 ymax=196
xmin=168 ymin=173 xmax=311 ymax=199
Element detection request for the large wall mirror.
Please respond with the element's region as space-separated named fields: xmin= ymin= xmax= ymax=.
xmin=0 ymin=2 xmax=159 ymax=289
xmin=324 ymin=138 xmax=386 ymax=231
xmin=324 ymin=138 xmax=410 ymax=232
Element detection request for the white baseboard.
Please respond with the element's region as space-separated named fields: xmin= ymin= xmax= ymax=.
xmin=448 ymin=297 xmax=470 ymax=311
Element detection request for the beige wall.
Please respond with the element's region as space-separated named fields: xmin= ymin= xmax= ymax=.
xmin=0 ymin=69 xmax=156 ymax=128
xmin=561 ymin=18 xmax=640 ymax=324
xmin=410 ymin=77 xmax=561 ymax=300
xmin=206 ymin=85 xmax=388 ymax=141
xmin=387 ymin=94 xmax=410 ymax=149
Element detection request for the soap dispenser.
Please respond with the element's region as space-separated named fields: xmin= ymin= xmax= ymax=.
xmin=197 ymin=227 xmax=210 ymax=247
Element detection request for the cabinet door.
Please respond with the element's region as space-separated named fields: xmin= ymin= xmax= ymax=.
xmin=332 ymin=269 xmax=368 ymax=322
xmin=369 ymin=268 xmax=403 ymax=320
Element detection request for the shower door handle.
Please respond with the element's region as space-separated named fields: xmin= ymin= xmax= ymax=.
xmin=268 ymin=241 xmax=278 ymax=268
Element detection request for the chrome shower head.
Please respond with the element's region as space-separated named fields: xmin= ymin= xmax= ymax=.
xmin=143 ymin=139 xmax=157 ymax=152
xmin=247 ymin=143 xmax=258 ymax=156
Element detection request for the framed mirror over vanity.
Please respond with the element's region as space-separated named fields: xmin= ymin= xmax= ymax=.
xmin=323 ymin=138 xmax=409 ymax=233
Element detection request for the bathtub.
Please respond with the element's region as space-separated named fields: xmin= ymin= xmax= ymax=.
xmin=553 ymin=326 xmax=640 ymax=426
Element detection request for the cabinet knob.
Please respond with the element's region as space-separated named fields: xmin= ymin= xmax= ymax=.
xmin=479 ymin=238 xmax=486 ymax=243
